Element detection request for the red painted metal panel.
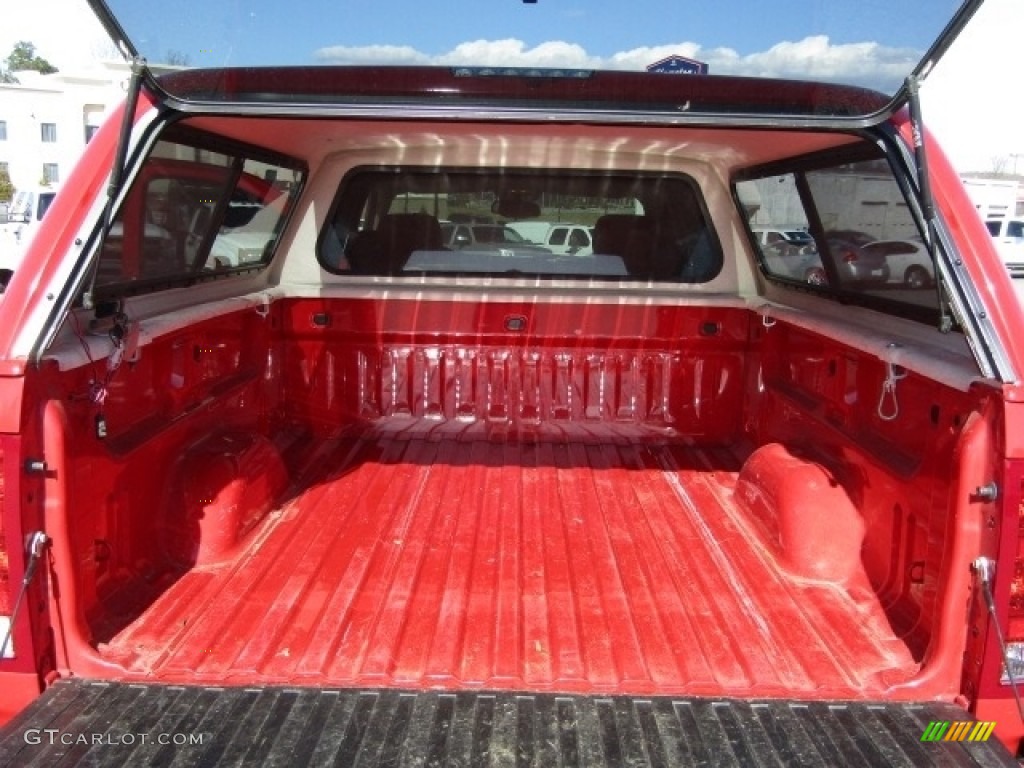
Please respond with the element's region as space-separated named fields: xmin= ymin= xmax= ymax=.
xmin=0 ymin=443 xmax=8 ymax=618
xmin=0 ymin=431 xmax=50 ymax=703
xmin=279 ymin=299 xmax=750 ymax=439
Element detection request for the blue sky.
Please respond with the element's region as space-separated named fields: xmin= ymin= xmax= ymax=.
xmin=107 ymin=0 xmax=952 ymax=57
xmin=5 ymin=2 xmax=960 ymax=78
xmin=54 ymin=0 xmax=955 ymax=96
xmin=156 ymin=0 xmax=949 ymax=61
xmin=59 ymin=0 xmax=956 ymax=93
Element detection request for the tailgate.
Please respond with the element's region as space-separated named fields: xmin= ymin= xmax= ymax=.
xmin=0 ymin=681 xmax=1018 ymax=767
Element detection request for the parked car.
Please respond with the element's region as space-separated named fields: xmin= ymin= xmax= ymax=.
xmin=753 ymin=229 xmax=893 ymax=286
xmin=867 ymin=236 xmax=935 ymax=288
xmin=2 ymin=187 xmax=58 ymax=231
xmin=752 ymin=227 xmax=816 ymax=256
xmin=820 ymin=229 xmax=891 ymax=284
xmin=544 ymin=223 xmax=594 ymax=255
xmin=985 ymin=216 xmax=1024 ymax=277
xmin=507 ymin=222 xmax=596 ymax=255
xmin=503 ymin=219 xmax=552 ymax=244
xmin=1 ymin=1 xmax=1022 ymax=765
xmin=759 ymin=241 xmax=828 ymax=284
xmin=441 ymin=221 xmax=553 ymax=256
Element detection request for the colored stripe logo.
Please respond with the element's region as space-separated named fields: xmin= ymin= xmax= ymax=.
xmin=921 ymin=721 xmax=996 ymax=742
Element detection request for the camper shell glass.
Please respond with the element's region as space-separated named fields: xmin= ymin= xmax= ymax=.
xmin=319 ymin=168 xmax=722 ymax=283
xmin=735 ymin=142 xmax=945 ymax=324
xmin=90 ymin=124 xmax=306 ymax=301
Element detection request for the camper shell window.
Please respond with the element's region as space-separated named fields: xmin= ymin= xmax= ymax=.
xmin=319 ymin=168 xmax=722 ymax=283
xmin=91 ymin=126 xmax=305 ymax=300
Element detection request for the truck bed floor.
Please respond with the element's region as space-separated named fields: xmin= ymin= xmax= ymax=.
xmin=98 ymin=423 xmax=917 ymax=698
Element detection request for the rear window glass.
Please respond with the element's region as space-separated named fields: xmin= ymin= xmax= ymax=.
xmin=736 ymin=155 xmax=938 ymax=314
xmin=91 ymin=126 xmax=305 ymax=299
xmin=319 ymin=169 xmax=721 ymax=283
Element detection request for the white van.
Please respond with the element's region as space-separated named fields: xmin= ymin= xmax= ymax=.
xmin=0 ymin=186 xmax=60 ymax=283
xmin=984 ymin=216 xmax=1024 ymax=276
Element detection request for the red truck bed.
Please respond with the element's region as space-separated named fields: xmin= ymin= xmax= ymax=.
xmin=98 ymin=422 xmax=915 ymax=698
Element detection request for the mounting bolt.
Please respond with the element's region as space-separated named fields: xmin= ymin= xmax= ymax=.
xmin=973 ymin=482 xmax=998 ymax=502
xmin=24 ymin=459 xmax=48 ymax=474
xmin=973 ymin=556 xmax=995 ymax=584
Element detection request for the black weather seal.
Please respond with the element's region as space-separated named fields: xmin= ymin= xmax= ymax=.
xmin=906 ymin=74 xmax=954 ymax=334
xmin=82 ymin=55 xmax=148 ymax=313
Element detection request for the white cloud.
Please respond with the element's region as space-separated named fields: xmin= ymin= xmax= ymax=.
xmin=316 ymin=39 xmax=601 ymax=69
xmin=718 ymin=37 xmax=916 ymax=85
xmin=439 ymin=40 xmax=597 ymax=69
xmin=313 ymin=45 xmax=430 ymax=67
xmin=313 ymin=35 xmax=918 ymax=93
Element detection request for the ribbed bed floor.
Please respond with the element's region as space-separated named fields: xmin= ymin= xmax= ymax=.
xmin=99 ymin=423 xmax=917 ymax=698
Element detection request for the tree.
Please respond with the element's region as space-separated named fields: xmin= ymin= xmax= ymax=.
xmin=5 ymin=41 xmax=58 ymax=76
xmin=989 ymin=155 xmax=1010 ymax=176
xmin=162 ymin=50 xmax=191 ymax=67
xmin=0 ymin=168 xmax=13 ymax=204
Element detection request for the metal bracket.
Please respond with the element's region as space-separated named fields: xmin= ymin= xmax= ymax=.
xmin=255 ymin=293 xmax=271 ymax=319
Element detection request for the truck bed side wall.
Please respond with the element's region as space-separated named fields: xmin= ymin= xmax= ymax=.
xmin=37 ymin=295 xmax=992 ymax=698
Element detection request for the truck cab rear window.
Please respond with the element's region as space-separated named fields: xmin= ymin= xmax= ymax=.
xmin=92 ymin=128 xmax=304 ymax=298
xmin=319 ymin=168 xmax=722 ymax=283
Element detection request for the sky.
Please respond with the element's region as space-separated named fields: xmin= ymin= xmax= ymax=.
xmin=2 ymin=0 xmax=1021 ymax=173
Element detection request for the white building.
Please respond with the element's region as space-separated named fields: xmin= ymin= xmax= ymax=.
xmin=0 ymin=61 xmax=130 ymax=194
xmin=961 ymin=176 xmax=1024 ymax=220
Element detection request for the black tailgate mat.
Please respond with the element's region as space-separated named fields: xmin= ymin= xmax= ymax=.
xmin=0 ymin=680 xmax=1017 ymax=767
